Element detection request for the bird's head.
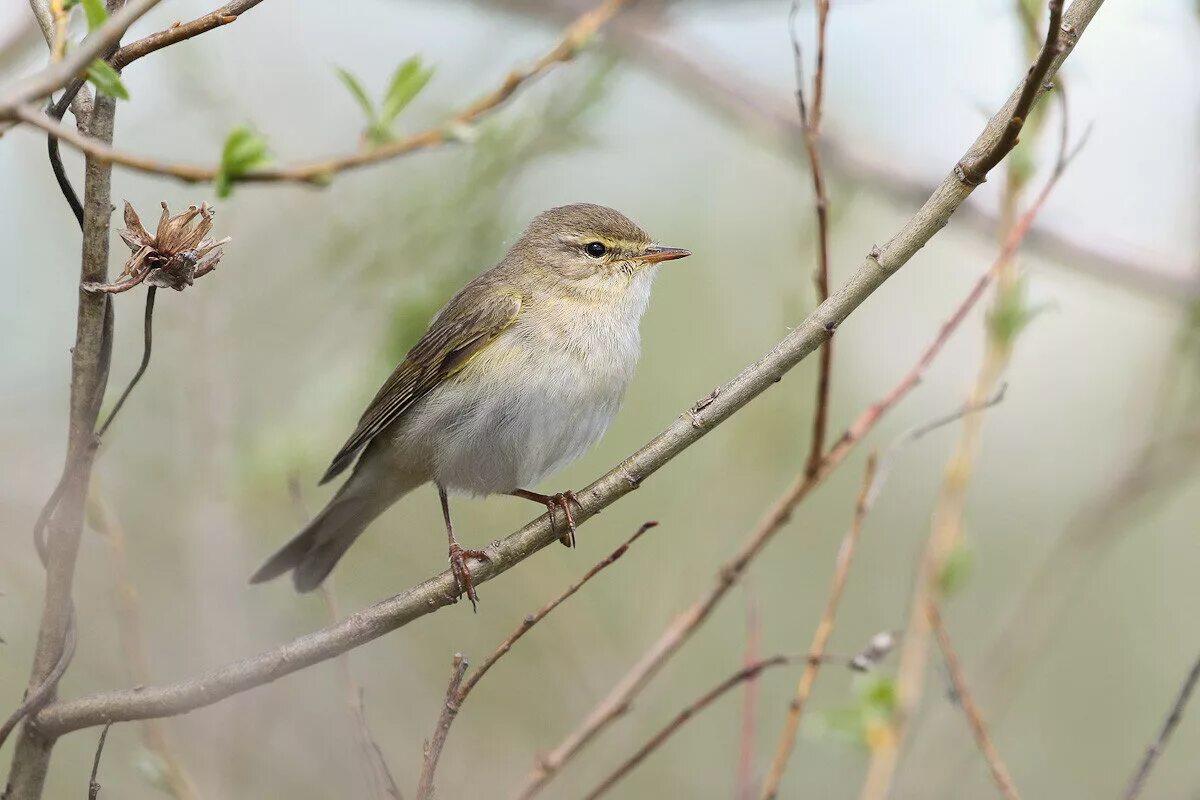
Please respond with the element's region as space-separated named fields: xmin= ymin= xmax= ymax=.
xmin=510 ymin=203 xmax=690 ymax=293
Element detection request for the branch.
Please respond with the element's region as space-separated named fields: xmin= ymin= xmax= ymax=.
xmin=0 ymin=0 xmax=161 ymax=119
xmin=85 ymin=722 xmax=112 ymax=800
xmin=1122 ymin=649 xmax=1200 ymax=800
xmin=583 ymin=655 xmax=804 ymax=800
xmin=4 ymin=85 xmax=119 ymax=800
xmin=109 ymin=0 xmax=266 ymax=70
xmin=858 ymin=118 xmax=1086 ymax=800
xmin=415 ymin=654 xmax=468 ymax=800
xmin=494 ymin=0 xmax=1193 ymax=302
xmin=956 ymin=0 xmax=1065 ymax=185
xmin=758 ymin=453 xmax=878 ymax=800
xmin=789 ymin=0 xmax=836 ymax=479
xmin=31 ymin=0 xmax=1103 ymax=743
xmin=512 ymin=5 xmax=1100 ymax=787
xmin=9 ymin=0 xmax=630 ymax=187
xmin=926 ymin=602 xmax=1020 ymax=800
xmin=416 ymin=521 xmax=658 ymax=798
xmin=735 ymin=583 xmax=762 ymax=800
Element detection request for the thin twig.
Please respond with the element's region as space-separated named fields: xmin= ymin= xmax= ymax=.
xmin=288 ymin=478 xmax=402 ymax=800
xmin=91 ymin=493 xmax=202 ymax=800
xmin=10 ymin=0 xmax=629 ymax=187
xmin=87 ymin=721 xmax=113 ymax=800
xmin=789 ymin=0 xmax=836 ymax=480
xmin=0 ymin=0 xmax=162 ymax=118
xmin=460 ymin=521 xmax=658 ymax=701
xmin=759 ymin=453 xmax=878 ymax=799
xmin=29 ymin=0 xmax=1104 ymax=741
xmin=95 ymin=287 xmax=155 ymax=439
xmin=583 ymin=656 xmax=804 ymax=800
xmin=956 ymin=0 xmax=1065 ymax=185
xmin=735 ymin=582 xmax=762 ymax=800
xmin=926 ymin=602 xmax=1020 ymax=800
xmin=110 ymin=0 xmax=266 ymax=70
xmin=413 ymin=522 xmax=658 ymax=798
xmin=1122 ymin=649 xmax=1200 ymax=800
xmin=416 ymin=654 xmax=469 ymax=800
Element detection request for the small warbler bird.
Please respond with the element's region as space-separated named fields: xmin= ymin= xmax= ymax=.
xmin=250 ymin=204 xmax=689 ymax=607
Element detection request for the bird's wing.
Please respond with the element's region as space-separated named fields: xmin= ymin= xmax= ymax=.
xmin=319 ymin=286 xmax=524 ymax=483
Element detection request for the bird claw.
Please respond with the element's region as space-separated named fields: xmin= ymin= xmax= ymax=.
xmin=448 ymin=543 xmax=490 ymax=612
xmin=544 ymin=491 xmax=579 ymax=548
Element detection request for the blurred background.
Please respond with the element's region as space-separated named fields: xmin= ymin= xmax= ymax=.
xmin=2 ymin=0 xmax=1198 ymax=797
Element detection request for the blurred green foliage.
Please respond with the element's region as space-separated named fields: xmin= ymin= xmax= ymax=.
xmin=336 ymin=56 xmax=435 ymax=146
xmin=214 ymin=126 xmax=271 ymax=197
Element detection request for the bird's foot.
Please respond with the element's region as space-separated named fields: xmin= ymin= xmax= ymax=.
xmin=448 ymin=543 xmax=490 ymax=612
xmin=545 ymin=491 xmax=579 ymax=548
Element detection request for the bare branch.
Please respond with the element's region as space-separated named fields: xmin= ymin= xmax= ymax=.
xmin=956 ymin=0 xmax=1065 ymax=185
xmin=0 ymin=0 xmax=161 ymax=118
xmin=415 ymin=654 xmax=468 ymax=800
xmin=759 ymin=453 xmax=878 ymax=799
xmin=735 ymin=584 xmax=762 ymax=800
xmin=583 ymin=656 xmax=804 ymax=800
xmin=927 ymin=603 xmax=1021 ymax=800
xmin=86 ymin=722 xmax=112 ymax=800
xmin=789 ymin=0 xmax=836 ymax=479
xmin=109 ymin=0 xmax=266 ymax=70
xmin=29 ymin=0 xmax=1103 ymax=744
xmin=9 ymin=0 xmax=630 ymax=187
xmin=1122 ymin=649 xmax=1200 ymax=800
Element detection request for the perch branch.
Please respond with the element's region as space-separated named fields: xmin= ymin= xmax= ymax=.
xmin=29 ymin=0 xmax=1102 ymax=743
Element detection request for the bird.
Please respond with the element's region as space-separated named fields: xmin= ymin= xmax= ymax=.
xmin=250 ymin=203 xmax=689 ymax=608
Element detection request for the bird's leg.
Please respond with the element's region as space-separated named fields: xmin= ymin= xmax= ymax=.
xmin=511 ymin=489 xmax=580 ymax=548
xmin=439 ymin=484 xmax=489 ymax=611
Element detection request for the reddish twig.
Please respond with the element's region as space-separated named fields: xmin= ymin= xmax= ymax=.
xmin=759 ymin=453 xmax=878 ymax=799
xmin=736 ymin=583 xmax=763 ymax=800
xmin=10 ymin=0 xmax=629 ymax=186
xmin=926 ymin=602 xmax=1021 ymax=800
xmin=416 ymin=654 xmax=468 ymax=800
xmin=110 ymin=0 xmax=267 ymax=70
xmin=1122 ymin=649 xmax=1200 ymax=800
xmin=858 ymin=121 xmax=1086 ymax=800
xmin=583 ymin=655 xmax=804 ymax=800
xmin=789 ymin=0 xmax=836 ymax=478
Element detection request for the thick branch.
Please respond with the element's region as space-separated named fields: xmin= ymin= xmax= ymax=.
xmin=4 ymin=88 xmax=118 ymax=800
xmin=31 ymin=0 xmax=1102 ymax=743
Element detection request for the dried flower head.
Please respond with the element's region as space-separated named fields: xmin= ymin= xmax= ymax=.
xmin=83 ymin=201 xmax=231 ymax=294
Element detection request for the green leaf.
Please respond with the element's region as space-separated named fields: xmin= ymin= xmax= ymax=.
xmin=987 ymin=276 xmax=1049 ymax=351
xmin=380 ymin=56 xmax=433 ymax=125
xmin=86 ymin=59 xmax=128 ymax=99
xmin=80 ymin=0 xmax=107 ymax=31
xmin=214 ymin=126 xmax=271 ymax=198
xmin=937 ymin=542 xmax=974 ymax=597
xmin=334 ymin=67 xmax=377 ymax=124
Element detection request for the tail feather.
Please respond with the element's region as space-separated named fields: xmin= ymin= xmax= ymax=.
xmin=250 ymin=465 xmax=422 ymax=592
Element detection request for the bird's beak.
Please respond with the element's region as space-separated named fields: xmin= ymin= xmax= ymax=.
xmin=636 ymin=245 xmax=691 ymax=264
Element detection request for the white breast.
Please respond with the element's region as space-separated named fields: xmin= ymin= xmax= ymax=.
xmin=397 ymin=273 xmax=653 ymax=496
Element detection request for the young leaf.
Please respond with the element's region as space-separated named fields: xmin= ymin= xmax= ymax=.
xmin=334 ymin=67 xmax=377 ymax=124
xmin=380 ymin=56 xmax=433 ymax=125
xmin=86 ymin=60 xmax=128 ymax=100
xmin=80 ymin=0 xmax=107 ymax=31
xmin=214 ymin=126 xmax=271 ymax=198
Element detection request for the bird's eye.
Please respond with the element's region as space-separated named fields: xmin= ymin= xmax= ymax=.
xmin=585 ymin=241 xmax=607 ymax=258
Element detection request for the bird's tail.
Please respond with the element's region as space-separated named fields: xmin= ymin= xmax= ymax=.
xmin=250 ymin=465 xmax=423 ymax=592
